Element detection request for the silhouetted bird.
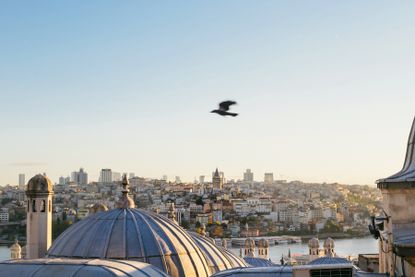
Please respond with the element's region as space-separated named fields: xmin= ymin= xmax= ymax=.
xmin=211 ymin=101 xmax=238 ymax=117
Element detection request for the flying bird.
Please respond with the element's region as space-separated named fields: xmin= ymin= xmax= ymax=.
xmin=211 ymin=100 xmax=238 ymax=117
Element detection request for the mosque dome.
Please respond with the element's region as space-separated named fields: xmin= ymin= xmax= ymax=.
xmin=244 ymin=238 xmax=255 ymax=248
xmin=0 ymin=258 xmax=169 ymax=277
xmin=26 ymin=174 xmax=53 ymax=195
xmin=308 ymin=238 xmax=320 ymax=249
xmin=47 ymin=208 xmax=211 ymax=277
xmin=243 ymin=257 xmax=276 ymax=267
xmin=189 ymin=232 xmax=248 ymax=274
xmin=324 ymin=237 xmax=335 ymax=249
xmin=258 ymin=238 xmax=269 ymax=248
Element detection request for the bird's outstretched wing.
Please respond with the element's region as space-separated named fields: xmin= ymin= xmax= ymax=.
xmin=219 ymin=100 xmax=237 ymax=111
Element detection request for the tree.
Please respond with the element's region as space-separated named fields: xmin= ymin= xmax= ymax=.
xmin=195 ymin=197 xmax=204 ymax=206
xmin=211 ymin=225 xmax=224 ymax=238
xmin=180 ymin=220 xmax=190 ymax=229
xmin=323 ymin=219 xmax=342 ymax=233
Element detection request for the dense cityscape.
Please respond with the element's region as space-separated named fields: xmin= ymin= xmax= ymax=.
xmin=2 ymin=1 xmax=415 ymax=276
xmin=0 ymin=168 xmax=382 ymax=243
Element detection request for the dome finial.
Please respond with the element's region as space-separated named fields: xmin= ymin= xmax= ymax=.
xmin=116 ymin=174 xmax=135 ymax=209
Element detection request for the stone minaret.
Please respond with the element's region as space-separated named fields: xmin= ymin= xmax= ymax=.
xmin=26 ymin=174 xmax=54 ymax=259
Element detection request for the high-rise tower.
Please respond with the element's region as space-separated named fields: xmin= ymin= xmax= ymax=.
xmin=264 ymin=173 xmax=274 ymax=185
xmin=25 ymin=174 xmax=53 ymax=259
xmin=243 ymin=169 xmax=254 ymax=182
xmin=71 ymin=168 xmax=88 ymax=185
xmin=99 ymin=168 xmax=112 ymax=183
xmin=18 ymin=174 xmax=25 ymax=190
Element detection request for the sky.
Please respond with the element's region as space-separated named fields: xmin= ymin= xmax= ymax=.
xmin=1 ymin=1 xmax=415 ymax=186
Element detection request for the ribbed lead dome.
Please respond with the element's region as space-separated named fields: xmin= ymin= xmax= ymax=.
xmin=190 ymin=232 xmax=248 ymax=274
xmin=47 ymin=208 xmax=211 ymax=277
xmin=0 ymin=258 xmax=169 ymax=277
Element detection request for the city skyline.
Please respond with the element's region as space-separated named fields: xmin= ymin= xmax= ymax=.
xmin=2 ymin=159 xmax=410 ymax=187
xmin=1 ymin=1 xmax=415 ymax=186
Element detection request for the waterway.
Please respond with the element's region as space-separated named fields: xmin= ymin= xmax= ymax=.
xmin=228 ymin=236 xmax=378 ymax=262
xmin=0 ymin=236 xmax=377 ymax=262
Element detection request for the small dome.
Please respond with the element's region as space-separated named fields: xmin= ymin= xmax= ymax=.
xmin=244 ymin=238 xmax=255 ymax=248
xmin=9 ymin=241 xmax=21 ymax=252
xmin=89 ymin=203 xmax=108 ymax=214
xmin=67 ymin=208 xmax=77 ymax=215
xmin=308 ymin=238 xmax=320 ymax=248
xmin=258 ymin=238 xmax=269 ymax=248
xmin=324 ymin=237 xmax=335 ymax=248
xmin=47 ymin=208 xmax=211 ymax=277
xmin=26 ymin=174 xmax=53 ymax=194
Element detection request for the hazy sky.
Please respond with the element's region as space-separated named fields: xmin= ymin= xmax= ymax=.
xmin=1 ymin=1 xmax=415 ymax=186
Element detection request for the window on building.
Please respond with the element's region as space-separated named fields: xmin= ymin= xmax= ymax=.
xmin=49 ymin=200 xmax=51 ymax=212
xmin=40 ymin=200 xmax=46 ymax=212
xmin=27 ymin=200 xmax=29 ymax=212
xmin=32 ymin=200 xmax=36 ymax=212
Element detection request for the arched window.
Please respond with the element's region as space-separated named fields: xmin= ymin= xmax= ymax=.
xmin=40 ymin=200 xmax=46 ymax=212
xmin=49 ymin=200 xmax=51 ymax=212
xmin=27 ymin=200 xmax=29 ymax=212
xmin=32 ymin=200 xmax=36 ymax=212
